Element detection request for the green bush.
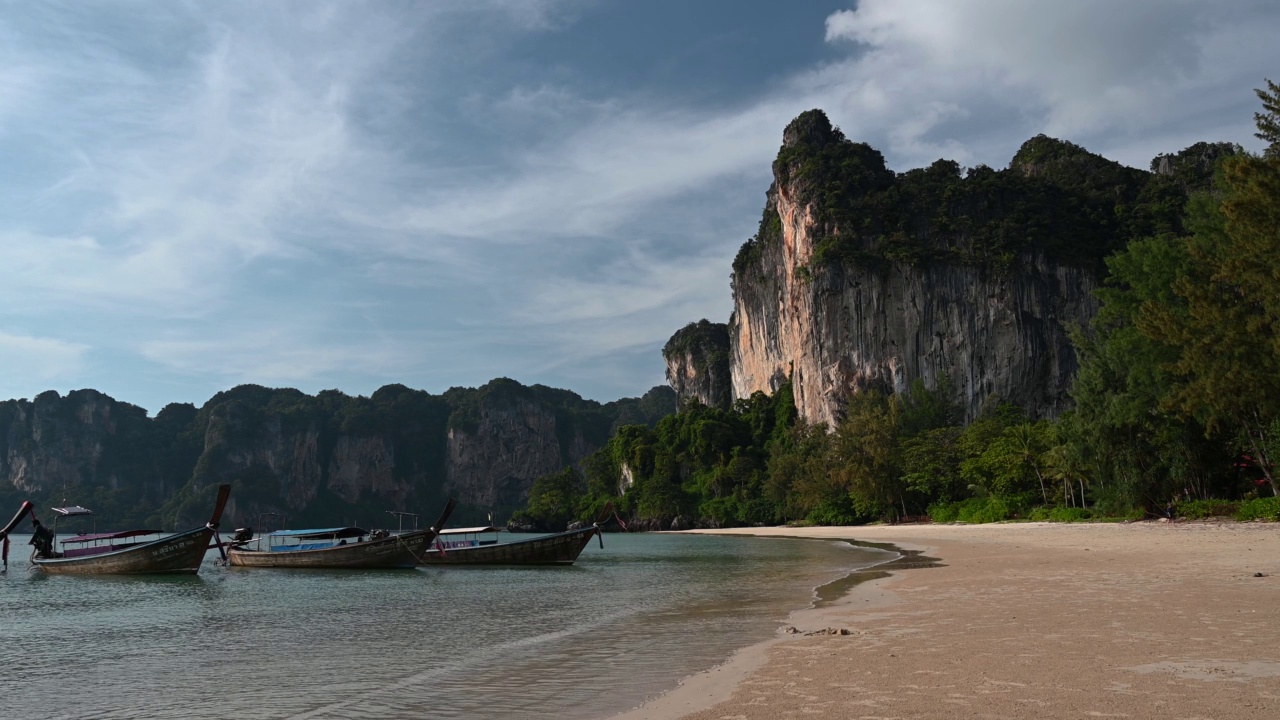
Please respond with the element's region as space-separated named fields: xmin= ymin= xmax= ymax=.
xmin=1048 ymin=506 xmax=1092 ymax=522
xmin=1089 ymin=484 xmax=1143 ymax=518
xmin=698 ymin=497 xmax=739 ymax=525
xmin=961 ymin=496 xmax=1014 ymax=523
xmin=929 ymin=495 xmax=1021 ymax=524
xmin=927 ymin=500 xmax=961 ymax=523
xmin=1235 ymin=496 xmax=1280 ymax=522
xmin=1025 ymin=505 xmax=1131 ymax=522
xmin=1175 ymin=499 xmax=1238 ymax=519
xmin=805 ymin=497 xmax=865 ymax=526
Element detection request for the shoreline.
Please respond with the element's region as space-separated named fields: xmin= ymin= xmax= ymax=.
xmin=613 ymin=521 xmax=1280 ymax=719
xmin=610 ymin=532 xmax=919 ymax=720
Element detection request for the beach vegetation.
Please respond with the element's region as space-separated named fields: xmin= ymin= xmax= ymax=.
xmin=927 ymin=494 xmax=1032 ymax=524
xmin=1173 ymin=499 xmax=1239 ymax=519
xmin=1027 ymin=505 xmax=1093 ymax=522
xmin=1235 ymin=496 xmax=1280 ymax=521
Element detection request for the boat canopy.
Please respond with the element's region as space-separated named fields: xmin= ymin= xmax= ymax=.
xmin=268 ymin=527 xmax=367 ymax=540
xmin=52 ymin=506 xmax=94 ymax=516
xmin=63 ymin=529 xmax=163 ymax=544
xmin=439 ymin=526 xmax=499 ymax=535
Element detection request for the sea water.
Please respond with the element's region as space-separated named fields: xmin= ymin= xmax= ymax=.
xmin=0 ymin=533 xmax=891 ymax=719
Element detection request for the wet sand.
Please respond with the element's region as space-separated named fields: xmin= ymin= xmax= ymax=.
xmin=613 ymin=521 xmax=1280 ymax=719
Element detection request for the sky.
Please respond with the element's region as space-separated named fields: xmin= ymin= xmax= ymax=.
xmin=0 ymin=0 xmax=1275 ymax=414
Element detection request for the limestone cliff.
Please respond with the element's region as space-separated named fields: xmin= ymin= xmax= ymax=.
xmin=0 ymin=389 xmax=182 ymax=506
xmin=731 ymin=233 xmax=1097 ymax=425
xmin=446 ymin=396 xmax=586 ymax=509
xmin=717 ymin=110 xmax=1180 ymax=425
xmin=662 ymin=320 xmax=732 ymax=409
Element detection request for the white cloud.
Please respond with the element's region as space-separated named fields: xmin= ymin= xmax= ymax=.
xmin=819 ymin=0 xmax=1276 ymax=165
xmin=0 ymin=332 xmax=89 ymax=384
xmin=512 ymin=242 xmax=734 ymax=352
xmin=387 ymin=103 xmax=787 ymax=241
xmin=139 ymin=327 xmax=421 ymax=388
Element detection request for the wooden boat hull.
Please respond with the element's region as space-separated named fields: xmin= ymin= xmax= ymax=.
xmin=227 ymin=529 xmax=434 ymax=569
xmin=32 ymin=526 xmax=215 ymax=575
xmin=418 ymin=526 xmax=598 ymax=566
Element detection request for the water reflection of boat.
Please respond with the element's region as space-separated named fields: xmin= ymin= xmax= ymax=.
xmin=0 ymin=485 xmax=230 ymax=575
xmin=419 ymin=504 xmax=610 ymax=566
xmin=226 ymin=499 xmax=456 ymax=569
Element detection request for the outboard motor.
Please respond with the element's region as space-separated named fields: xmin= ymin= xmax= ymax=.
xmin=230 ymin=525 xmax=254 ymax=545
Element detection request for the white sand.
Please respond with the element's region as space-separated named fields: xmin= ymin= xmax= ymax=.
xmin=612 ymin=521 xmax=1280 ymax=719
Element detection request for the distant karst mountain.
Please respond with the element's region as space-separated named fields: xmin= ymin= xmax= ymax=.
xmin=0 ymin=381 xmax=675 ymax=529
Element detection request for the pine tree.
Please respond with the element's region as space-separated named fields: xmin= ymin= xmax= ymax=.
xmin=1140 ymin=82 xmax=1280 ymax=494
xmin=1256 ymin=78 xmax=1280 ymax=158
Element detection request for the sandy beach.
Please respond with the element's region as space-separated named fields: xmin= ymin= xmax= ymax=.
xmin=615 ymin=521 xmax=1280 ymax=719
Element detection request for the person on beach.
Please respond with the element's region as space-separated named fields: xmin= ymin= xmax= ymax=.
xmin=1165 ymin=502 xmax=1175 ymax=522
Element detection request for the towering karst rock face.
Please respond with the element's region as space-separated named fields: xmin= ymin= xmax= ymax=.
xmin=0 ymin=389 xmax=186 ymax=505
xmin=0 ymin=381 xmax=675 ymax=528
xmin=700 ymin=109 xmax=1188 ymax=426
xmin=443 ymin=379 xmax=593 ymax=509
xmin=731 ymin=230 xmax=1098 ymax=425
xmin=662 ymin=319 xmax=732 ymax=409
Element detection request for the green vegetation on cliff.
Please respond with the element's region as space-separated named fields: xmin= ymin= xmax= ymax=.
xmin=662 ymin=319 xmax=732 ymax=409
xmin=662 ymin=320 xmax=730 ymax=374
xmin=734 ymin=109 xmax=1232 ymax=278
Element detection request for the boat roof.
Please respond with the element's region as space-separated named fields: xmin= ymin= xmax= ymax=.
xmin=63 ymin=529 xmax=163 ymax=544
xmin=52 ymin=506 xmax=94 ymax=516
xmin=269 ymin=527 xmax=367 ymax=540
xmin=439 ymin=526 xmax=499 ymax=535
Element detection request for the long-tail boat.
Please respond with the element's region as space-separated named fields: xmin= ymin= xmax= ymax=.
xmin=0 ymin=485 xmax=231 ymax=575
xmin=418 ymin=503 xmax=610 ymax=566
xmin=226 ymin=499 xmax=456 ymax=569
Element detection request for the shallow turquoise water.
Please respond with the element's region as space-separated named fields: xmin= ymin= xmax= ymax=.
xmin=0 ymin=533 xmax=890 ymax=719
